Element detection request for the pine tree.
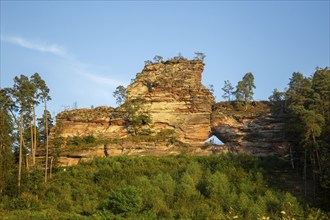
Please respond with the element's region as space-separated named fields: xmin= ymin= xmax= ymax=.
xmin=222 ymin=80 xmax=234 ymax=102
xmin=235 ymin=72 xmax=256 ymax=109
xmin=285 ymin=69 xmax=330 ymax=199
xmin=0 ymin=89 xmax=15 ymax=195
xmin=113 ymin=85 xmax=127 ymax=106
xmin=12 ymin=75 xmax=35 ymax=195
xmin=269 ymin=89 xmax=285 ymax=113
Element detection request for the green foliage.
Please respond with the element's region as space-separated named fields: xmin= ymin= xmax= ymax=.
xmin=127 ymin=129 xmax=178 ymax=144
xmin=194 ymin=52 xmax=206 ymax=61
xmin=0 ymin=90 xmax=15 ymax=196
xmin=284 ymin=68 xmax=330 ymax=206
xmin=207 ymin=84 xmax=215 ymax=97
xmin=65 ymin=135 xmax=96 ymax=147
xmin=123 ymin=99 xmax=152 ymax=136
xmin=144 ymin=60 xmax=153 ymax=65
xmin=0 ymin=155 xmax=328 ymax=219
xmin=113 ymin=85 xmax=127 ymax=106
xmin=153 ymin=55 xmax=163 ymax=63
xmin=9 ymin=192 xmax=41 ymax=210
xmin=107 ymin=186 xmax=142 ymax=215
xmin=222 ymin=80 xmax=234 ymax=102
xmin=173 ymin=52 xmax=185 ymax=60
xmin=235 ymin=72 xmax=256 ymax=107
xmin=37 ymin=110 xmax=54 ymax=142
xmin=269 ymin=88 xmax=285 ymax=114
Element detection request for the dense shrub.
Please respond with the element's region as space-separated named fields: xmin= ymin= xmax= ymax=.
xmin=1 ymin=154 xmax=329 ymax=219
xmin=107 ymin=186 xmax=142 ymax=215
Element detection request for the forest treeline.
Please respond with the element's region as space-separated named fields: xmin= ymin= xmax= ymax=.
xmin=269 ymin=68 xmax=330 ymax=204
xmin=0 ymin=73 xmax=53 ymax=197
xmin=219 ymin=67 xmax=330 ymax=206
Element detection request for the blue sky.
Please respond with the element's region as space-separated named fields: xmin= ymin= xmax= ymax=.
xmin=1 ymin=1 xmax=329 ymax=117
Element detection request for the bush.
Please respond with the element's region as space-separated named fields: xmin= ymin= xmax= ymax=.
xmin=1 ymin=155 xmax=328 ymax=218
xmin=83 ymin=135 xmax=96 ymax=144
xmin=9 ymin=192 xmax=41 ymax=210
xmin=107 ymin=186 xmax=142 ymax=215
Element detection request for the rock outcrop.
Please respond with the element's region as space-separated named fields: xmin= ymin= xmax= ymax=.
xmin=126 ymin=59 xmax=214 ymax=145
xmin=211 ymin=102 xmax=288 ymax=157
xmin=54 ymin=106 xmax=127 ymax=138
xmin=49 ymin=59 xmax=289 ymax=166
xmin=53 ymin=59 xmax=214 ymax=145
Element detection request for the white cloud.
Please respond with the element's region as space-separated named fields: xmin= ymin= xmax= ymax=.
xmin=1 ymin=35 xmax=127 ymax=109
xmin=82 ymin=72 xmax=123 ymax=87
xmin=2 ymin=35 xmax=69 ymax=57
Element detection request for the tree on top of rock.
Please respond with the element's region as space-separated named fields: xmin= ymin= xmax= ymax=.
xmin=222 ymin=80 xmax=234 ymax=102
xmin=194 ymin=52 xmax=206 ymax=61
xmin=235 ymin=72 xmax=256 ymax=109
xmin=173 ymin=53 xmax=185 ymax=60
xmin=153 ymin=55 xmax=163 ymax=63
xmin=113 ymin=85 xmax=127 ymax=106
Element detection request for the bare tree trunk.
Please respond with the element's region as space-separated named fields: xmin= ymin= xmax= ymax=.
xmin=30 ymin=116 xmax=34 ymax=166
xmin=315 ymin=148 xmax=322 ymax=175
xmin=304 ymin=149 xmax=307 ymax=197
xmin=50 ymin=157 xmax=53 ymax=179
xmin=33 ymin=106 xmax=37 ymax=166
xmin=290 ymin=145 xmax=295 ymax=168
xmin=44 ymin=99 xmax=49 ymax=183
xmin=311 ymin=130 xmax=317 ymax=199
xmin=311 ymin=150 xmax=316 ymax=199
xmin=18 ymin=112 xmax=23 ymax=195
xmin=26 ymin=154 xmax=30 ymax=185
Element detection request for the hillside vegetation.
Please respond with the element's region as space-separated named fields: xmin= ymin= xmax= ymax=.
xmin=0 ymin=154 xmax=328 ymax=219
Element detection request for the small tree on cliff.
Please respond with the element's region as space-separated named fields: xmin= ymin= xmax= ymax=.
xmin=194 ymin=52 xmax=206 ymax=61
xmin=123 ymin=99 xmax=152 ymax=136
xmin=235 ymin=72 xmax=256 ymax=109
xmin=153 ymin=55 xmax=163 ymax=63
xmin=207 ymin=84 xmax=215 ymax=97
xmin=269 ymin=88 xmax=285 ymax=113
xmin=173 ymin=53 xmax=185 ymax=60
xmin=144 ymin=60 xmax=153 ymax=65
xmin=222 ymin=80 xmax=234 ymax=102
xmin=113 ymin=85 xmax=127 ymax=106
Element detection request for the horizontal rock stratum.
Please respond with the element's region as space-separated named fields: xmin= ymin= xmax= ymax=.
xmin=49 ymin=59 xmax=288 ymax=165
xmin=54 ymin=59 xmax=214 ymax=145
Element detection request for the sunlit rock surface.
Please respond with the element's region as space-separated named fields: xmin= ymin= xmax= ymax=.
xmin=48 ymin=60 xmax=288 ymax=166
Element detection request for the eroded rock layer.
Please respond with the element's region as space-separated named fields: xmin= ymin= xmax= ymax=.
xmin=49 ymin=59 xmax=289 ymax=166
xmin=211 ymin=102 xmax=288 ymax=157
xmin=53 ymin=59 xmax=214 ymax=145
xmin=126 ymin=59 xmax=214 ymax=145
xmin=54 ymin=106 xmax=127 ymax=138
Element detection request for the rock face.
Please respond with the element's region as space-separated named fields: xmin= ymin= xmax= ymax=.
xmin=53 ymin=59 xmax=214 ymax=146
xmin=54 ymin=106 xmax=128 ymax=139
xmin=126 ymin=59 xmax=214 ymax=145
xmin=50 ymin=59 xmax=289 ymax=166
xmin=211 ymin=102 xmax=288 ymax=157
